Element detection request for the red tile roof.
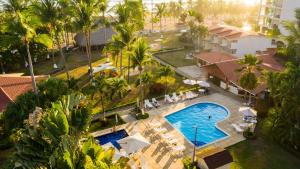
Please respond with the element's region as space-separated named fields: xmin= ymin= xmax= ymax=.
xmin=202 ymin=50 xmax=283 ymax=94
xmin=207 ymin=24 xmax=260 ymax=41
xmin=0 ymin=75 xmax=45 ymax=111
xmin=195 ymin=52 xmax=236 ymax=64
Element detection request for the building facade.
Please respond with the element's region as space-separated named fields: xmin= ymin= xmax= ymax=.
xmin=258 ymin=0 xmax=300 ymax=35
xmin=203 ymin=25 xmax=273 ymax=58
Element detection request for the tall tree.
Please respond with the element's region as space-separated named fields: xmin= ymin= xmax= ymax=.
xmin=72 ymin=0 xmax=100 ymax=81
xmin=1 ymin=0 xmax=52 ymax=96
xmin=157 ymin=65 xmax=174 ymax=95
xmin=155 ymin=3 xmax=166 ymax=34
xmin=130 ymin=38 xmax=153 ymax=109
xmin=13 ymin=94 xmax=128 ymax=168
xmin=279 ymin=9 xmax=300 ymax=65
xmin=96 ymin=76 xmax=109 ymax=120
xmin=34 ymin=0 xmax=71 ymax=80
xmin=237 ymin=54 xmax=262 ymax=102
xmin=267 ymin=63 xmax=300 ymax=150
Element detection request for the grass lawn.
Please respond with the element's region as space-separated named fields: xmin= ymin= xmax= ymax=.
xmin=155 ymin=49 xmax=197 ymax=67
xmin=145 ymin=31 xmax=193 ymax=50
xmin=228 ymin=121 xmax=300 ymax=169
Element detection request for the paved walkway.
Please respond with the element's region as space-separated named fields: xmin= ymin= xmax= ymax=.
xmin=92 ymin=92 xmax=245 ymax=169
xmin=177 ymin=65 xmax=207 ymax=79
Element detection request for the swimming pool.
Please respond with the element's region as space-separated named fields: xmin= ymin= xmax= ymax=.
xmin=165 ymin=102 xmax=229 ymax=147
xmin=95 ymin=129 xmax=129 ymax=150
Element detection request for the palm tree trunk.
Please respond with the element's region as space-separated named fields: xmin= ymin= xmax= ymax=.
xmin=127 ymin=47 xmax=130 ymax=83
xmin=85 ymin=31 xmax=93 ymax=81
xmin=56 ymin=33 xmax=70 ymax=80
xmin=100 ymin=95 xmax=105 ymax=120
xmin=26 ymin=43 xmax=38 ymax=96
xmin=120 ymin=50 xmax=123 ymax=76
xmin=139 ymin=69 xmax=144 ymax=114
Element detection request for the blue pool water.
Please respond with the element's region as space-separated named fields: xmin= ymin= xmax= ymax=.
xmin=95 ymin=129 xmax=129 ymax=149
xmin=165 ymin=102 xmax=229 ymax=147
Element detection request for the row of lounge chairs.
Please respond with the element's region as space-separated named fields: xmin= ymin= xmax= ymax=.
xmin=144 ymin=91 xmax=200 ymax=109
xmin=148 ymin=120 xmax=186 ymax=156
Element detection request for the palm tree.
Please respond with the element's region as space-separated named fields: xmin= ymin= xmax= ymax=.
xmin=130 ymin=38 xmax=153 ymax=109
xmin=96 ymin=76 xmax=109 ymax=120
xmin=157 ymin=65 xmax=175 ymax=95
xmin=155 ymin=3 xmax=166 ymax=33
xmin=33 ymin=0 xmax=71 ymax=80
xmin=237 ymin=54 xmax=262 ymax=102
xmin=14 ymin=94 xmax=128 ymax=168
xmin=1 ymin=1 xmax=52 ymax=96
xmin=72 ymin=0 xmax=100 ymax=81
xmin=279 ymin=9 xmax=300 ymax=65
xmin=135 ymin=72 xmax=153 ymax=110
xmin=109 ymin=77 xmax=128 ymax=100
xmin=115 ymin=23 xmax=135 ymax=82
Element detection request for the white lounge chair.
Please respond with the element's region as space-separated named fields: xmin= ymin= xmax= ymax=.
xmin=179 ymin=91 xmax=186 ymax=100
xmin=164 ymin=95 xmax=174 ymax=103
xmin=190 ymin=91 xmax=198 ymax=98
xmin=149 ymin=120 xmax=161 ymax=128
xmin=161 ymin=133 xmax=173 ymax=140
xmin=144 ymin=99 xmax=154 ymax=109
xmin=172 ymin=145 xmax=186 ymax=156
xmin=154 ymin=127 xmax=167 ymax=133
xmin=166 ymin=138 xmax=178 ymax=145
xmin=231 ymin=123 xmax=244 ymax=133
xmin=151 ymin=98 xmax=160 ymax=107
xmin=171 ymin=92 xmax=180 ymax=102
xmin=186 ymin=91 xmax=196 ymax=99
xmin=199 ymin=89 xmax=205 ymax=94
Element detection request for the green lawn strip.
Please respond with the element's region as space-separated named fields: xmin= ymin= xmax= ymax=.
xmin=228 ymin=121 xmax=300 ymax=169
xmin=155 ymin=50 xmax=197 ymax=67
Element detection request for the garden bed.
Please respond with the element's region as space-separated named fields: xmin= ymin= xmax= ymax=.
xmin=89 ymin=114 xmax=126 ymax=132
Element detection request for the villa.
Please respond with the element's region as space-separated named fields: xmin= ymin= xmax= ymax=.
xmin=203 ymin=24 xmax=274 ymax=57
xmin=195 ymin=48 xmax=283 ymax=98
xmin=74 ymin=26 xmax=115 ymax=48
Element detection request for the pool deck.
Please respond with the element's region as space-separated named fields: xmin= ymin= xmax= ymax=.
xmin=92 ymin=92 xmax=245 ymax=169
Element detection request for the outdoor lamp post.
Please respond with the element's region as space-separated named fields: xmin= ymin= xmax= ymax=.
xmin=0 ymin=55 xmax=5 ymax=74
xmin=192 ymin=125 xmax=198 ymax=164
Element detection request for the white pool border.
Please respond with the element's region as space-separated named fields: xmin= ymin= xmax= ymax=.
xmin=163 ymin=101 xmax=231 ymax=149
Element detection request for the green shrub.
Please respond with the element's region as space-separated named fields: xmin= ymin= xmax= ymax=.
xmin=3 ymin=92 xmax=37 ymax=132
xmin=149 ymin=83 xmax=165 ymax=95
xmin=38 ymin=77 xmax=69 ymax=106
xmin=182 ymin=157 xmax=197 ymax=169
xmin=136 ymin=113 xmax=149 ymax=120
xmin=0 ymin=136 xmax=13 ymax=150
xmin=255 ymin=99 xmax=273 ymax=118
xmin=89 ymin=114 xmax=125 ymax=132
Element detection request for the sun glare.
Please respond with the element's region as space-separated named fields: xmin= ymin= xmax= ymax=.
xmin=242 ymin=23 xmax=252 ymax=31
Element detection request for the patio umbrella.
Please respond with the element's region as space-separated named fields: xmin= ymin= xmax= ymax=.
xmin=197 ymin=81 xmax=210 ymax=88
xmin=102 ymin=142 xmax=128 ymax=161
xmin=239 ymin=107 xmax=257 ymax=117
xmin=117 ymin=133 xmax=150 ymax=154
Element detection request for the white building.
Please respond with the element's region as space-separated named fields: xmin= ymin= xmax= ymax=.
xmin=258 ymin=0 xmax=300 ymax=35
xmin=203 ymin=25 xmax=273 ymax=58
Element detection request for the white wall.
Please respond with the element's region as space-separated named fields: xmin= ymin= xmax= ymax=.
xmin=279 ymin=0 xmax=300 ymax=35
xmin=231 ymin=36 xmax=272 ymax=57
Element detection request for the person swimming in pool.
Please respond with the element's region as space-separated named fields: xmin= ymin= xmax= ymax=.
xmin=208 ymin=115 xmax=211 ymax=119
